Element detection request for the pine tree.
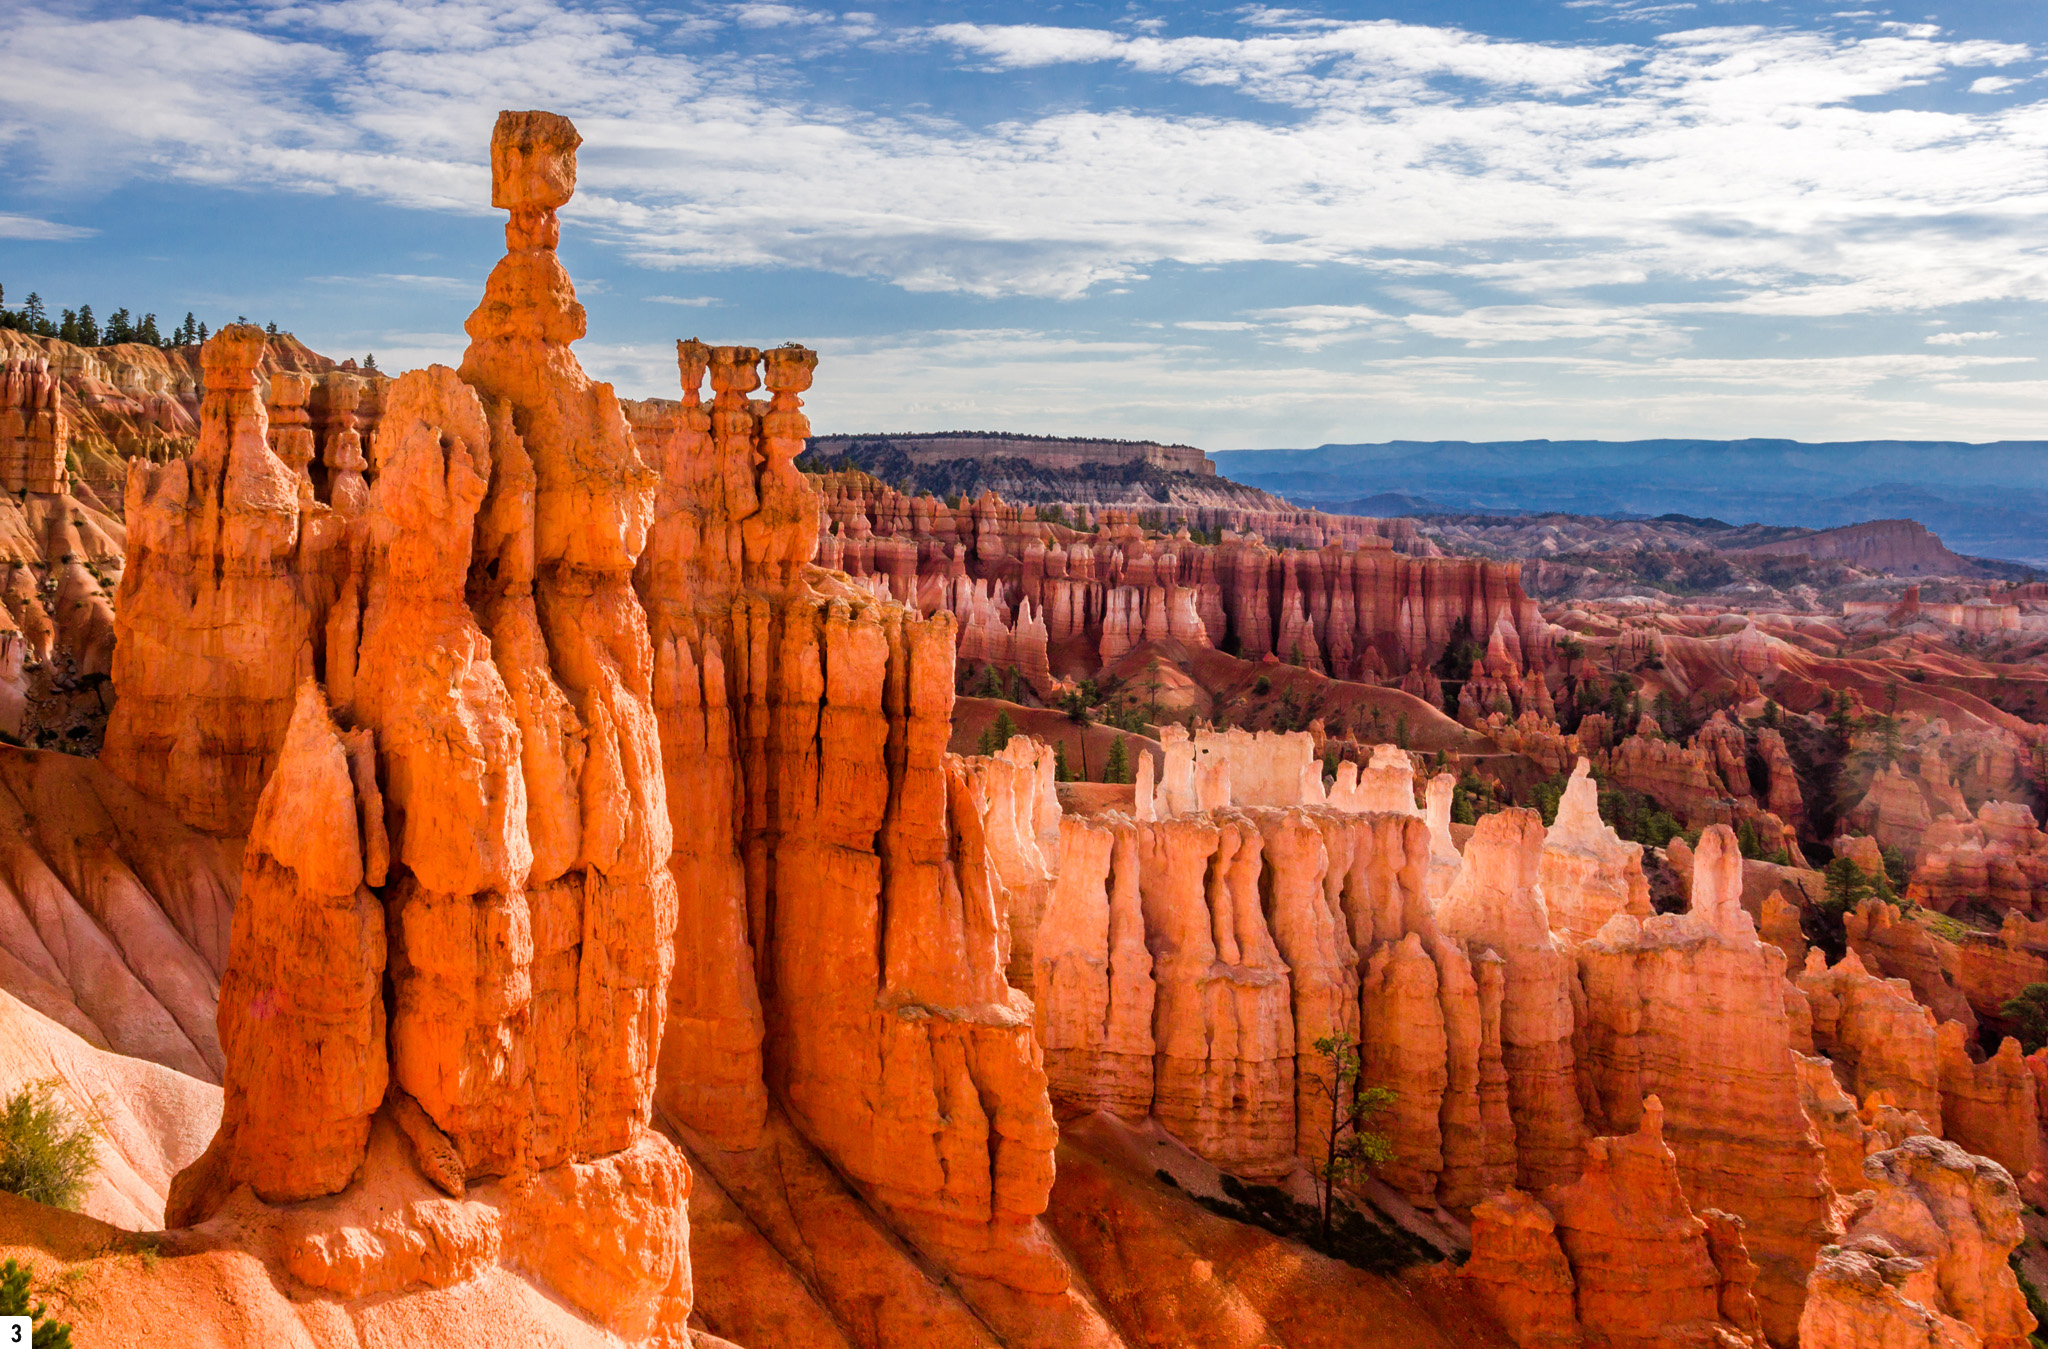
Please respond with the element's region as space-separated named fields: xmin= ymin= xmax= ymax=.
xmin=1104 ymin=735 xmax=1130 ymax=785
xmin=266 ymin=321 xmax=279 ymax=335
xmin=22 ymin=294 xmax=45 ymax=333
xmin=74 ymin=305 xmax=97 ymax=346
xmin=197 ymin=321 xmax=209 ymax=342
xmin=1054 ymin=741 xmax=1072 ymax=783
xmin=363 ymin=352 xmax=378 ymax=371
xmin=180 ymin=312 xmax=197 ymax=345
xmin=101 ymin=308 xmax=132 ymax=344
xmin=137 ymin=312 xmax=162 ymax=347
xmin=1303 ymin=1032 xmax=1394 ymax=1243
xmin=0 ymin=1258 xmax=72 ymax=1348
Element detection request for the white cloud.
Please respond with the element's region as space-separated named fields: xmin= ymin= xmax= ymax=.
xmin=0 ymin=213 xmax=93 ymax=240
xmin=3 ymin=2 xmax=2041 ymax=311
xmin=1925 ymin=329 xmax=2000 ymax=345
xmin=760 ymin=327 xmax=2044 ymax=446
xmin=2 ymin=0 xmax=2046 ymax=442
xmin=1405 ymin=304 xmax=1690 ymax=350
xmin=732 ymin=4 xmax=836 ymax=29
xmin=310 ymin=272 xmax=477 ymax=291
xmin=1970 ymin=76 xmax=2020 ymax=94
xmin=925 ymin=19 xmax=1628 ymax=101
xmin=646 ymin=294 xmax=721 ymax=306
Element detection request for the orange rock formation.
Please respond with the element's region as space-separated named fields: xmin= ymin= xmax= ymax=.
xmin=1575 ymin=825 xmax=1835 ymax=1343
xmin=1465 ymin=1099 xmax=1765 ymax=1349
xmin=115 ymin=109 xmax=695 ymax=1344
xmin=1800 ymin=1137 xmax=2035 ymax=1348
xmin=813 ymin=472 xmax=1551 ymax=690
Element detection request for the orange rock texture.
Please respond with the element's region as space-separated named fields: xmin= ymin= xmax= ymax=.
xmin=102 ymin=320 xmax=343 ymax=836
xmin=812 ymin=470 xmax=1550 ymax=687
xmin=0 ymin=355 xmax=66 ymax=494
xmin=1800 ymin=1136 xmax=2035 ymax=1348
xmin=630 ymin=333 xmax=1097 ymax=1335
xmin=1574 ymin=825 xmax=1834 ymax=1343
xmin=126 ymin=110 xmax=695 ymax=1344
xmin=1465 ymin=1100 xmax=1765 ymax=1349
xmin=1537 ymin=757 xmax=1650 ymax=943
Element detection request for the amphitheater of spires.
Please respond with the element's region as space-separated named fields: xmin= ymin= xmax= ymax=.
xmin=0 ymin=108 xmax=2040 ymax=1349
xmin=811 ymin=470 xmax=1544 ymax=704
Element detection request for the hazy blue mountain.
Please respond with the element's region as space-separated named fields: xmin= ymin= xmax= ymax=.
xmin=1211 ymin=440 xmax=2048 ymax=565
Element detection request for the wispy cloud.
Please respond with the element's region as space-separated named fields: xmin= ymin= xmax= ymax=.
xmin=646 ymin=294 xmax=721 ymax=306
xmin=0 ymin=213 xmax=93 ymax=241
xmin=1925 ymin=330 xmax=2000 ymax=346
xmin=309 ymin=272 xmax=477 ymax=291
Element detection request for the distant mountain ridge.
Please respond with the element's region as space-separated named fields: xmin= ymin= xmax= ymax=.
xmin=1212 ymin=439 xmax=2048 ymax=566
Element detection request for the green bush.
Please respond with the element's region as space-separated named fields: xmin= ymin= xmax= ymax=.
xmin=0 ymin=1259 xmax=71 ymax=1349
xmin=0 ymin=1081 xmax=95 ymax=1212
xmin=2005 ymin=984 xmax=2048 ymax=1055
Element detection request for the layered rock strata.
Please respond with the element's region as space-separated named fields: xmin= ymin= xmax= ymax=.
xmin=811 ymin=472 xmax=1550 ymax=685
xmin=1466 ymin=1099 xmax=1766 ymax=1349
xmin=633 ymin=339 xmax=1088 ymax=1327
xmin=0 ymin=355 xmax=66 ymax=494
xmin=1575 ymin=825 xmax=1836 ymax=1343
xmin=102 ymin=322 xmax=344 ymax=835
xmin=145 ymin=110 xmax=695 ymax=1342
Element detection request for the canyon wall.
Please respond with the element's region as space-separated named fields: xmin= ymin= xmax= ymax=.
xmin=811 ymin=473 xmax=1545 ymax=692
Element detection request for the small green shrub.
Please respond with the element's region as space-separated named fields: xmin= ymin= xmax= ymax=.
xmin=0 ymin=1081 xmax=97 ymax=1211
xmin=2007 ymin=1249 xmax=2048 ymax=1348
xmin=2005 ymin=985 xmax=2048 ymax=1055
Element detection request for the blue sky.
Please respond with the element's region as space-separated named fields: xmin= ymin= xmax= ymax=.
xmin=2 ymin=1 xmax=2045 ymax=448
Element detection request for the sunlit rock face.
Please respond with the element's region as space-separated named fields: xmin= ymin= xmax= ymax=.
xmin=143 ymin=110 xmax=694 ymax=1345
